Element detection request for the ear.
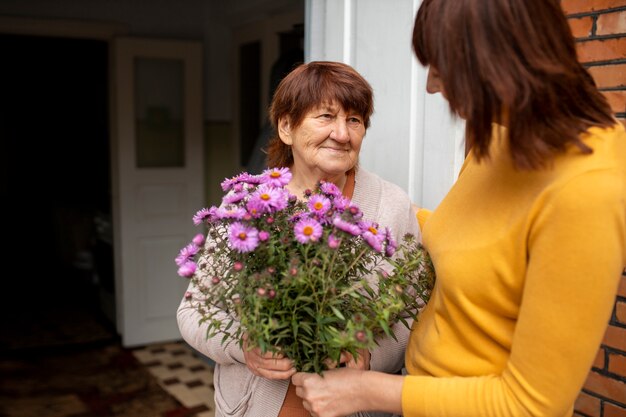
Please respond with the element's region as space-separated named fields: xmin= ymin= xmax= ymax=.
xmin=277 ymin=117 xmax=293 ymax=146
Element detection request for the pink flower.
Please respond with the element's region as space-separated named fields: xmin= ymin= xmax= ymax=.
xmin=308 ymin=194 xmax=331 ymax=216
xmin=319 ymin=181 xmax=341 ymax=197
xmin=192 ymin=233 xmax=205 ymax=246
xmin=262 ymin=167 xmax=292 ymax=187
xmin=360 ymin=221 xmax=384 ymax=253
xmin=258 ymin=230 xmax=270 ymax=241
xmin=175 ymin=243 xmax=199 ymax=266
xmin=228 ymin=222 xmax=260 ymax=253
xmin=177 ymin=261 xmax=197 ymax=277
xmin=328 ymin=234 xmax=341 ymax=249
xmin=294 ymin=218 xmax=323 ymax=244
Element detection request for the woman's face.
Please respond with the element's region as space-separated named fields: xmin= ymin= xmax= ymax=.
xmin=278 ymin=102 xmax=366 ymax=181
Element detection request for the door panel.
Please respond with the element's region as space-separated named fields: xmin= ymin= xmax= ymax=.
xmin=111 ymin=37 xmax=204 ymax=347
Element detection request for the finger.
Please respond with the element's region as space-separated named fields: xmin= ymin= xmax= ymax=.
xmin=256 ymin=367 xmax=297 ymax=380
xmin=258 ymin=357 xmax=294 ymax=371
xmin=292 ymin=372 xmax=305 ymax=386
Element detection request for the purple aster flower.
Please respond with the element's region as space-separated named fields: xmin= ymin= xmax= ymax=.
xmin=319 ymin=181 xmax=341 ymax=197
xmin=246 ymin=198 xmax=266 ymax=218
xmin=228 ymin=222 xmax=260 ymax=252
xmin=249 ymin=184 xmax=288 ymax=213
xmin=192 ymin=233 xmax=205 ymax=246
xmin=384 ymin=227 xmax=397 ymax=257
xmin=193 ymin=207 xmax=215 ymax=225
xmin=177 ymin=261 xmax=197 ymax=277
xmin=333 ymin=217 xmax=361 ymax=236
xmin=332 ymin=195 xmax=351 ymax=212
xmin=223 ymin=190 xmax=248 ymax=204
xmin=175 ymin=243 xmax=199 ymax=266
xmin=349 ymin=205 xmax=363 ymax=220
xmin=360 ymin=221 xmax=384 ymax=252
xmin=262 ymin=167 xmax=292 ymax=187
xmin=237 ymin=172 xmax=264 ymax=185
xmin=307 ymin=194 xmax=331 ymax=216
xmin=294 ymin=218 xmax=323 ymax=244
xmin=220 ymin=175 xmax=239 ymax=191
xmin=217 ymin=205 xmax=247 ymax=220
xmin=328 ymin=234 xmax=341 ymax=249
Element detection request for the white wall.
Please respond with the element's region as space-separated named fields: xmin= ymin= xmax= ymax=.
xmin=306 ymin=0 xmax=465 ymax=209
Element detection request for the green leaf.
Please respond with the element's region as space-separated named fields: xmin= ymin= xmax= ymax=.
xmin=330 ymin=306 xmax=345 ymax=320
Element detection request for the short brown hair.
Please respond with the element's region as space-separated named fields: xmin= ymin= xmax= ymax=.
xmin=413 ymin=0 xmax=614 ymax=169
xmin=266 ymin=61 xmax=374 ymax=168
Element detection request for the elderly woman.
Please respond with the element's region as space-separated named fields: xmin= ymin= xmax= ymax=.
xmin=177 ymin=61 xmax=420 ymax=417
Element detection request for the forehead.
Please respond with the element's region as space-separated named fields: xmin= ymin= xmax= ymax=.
xmin=307 ymin=101 xmax=358 ymax=114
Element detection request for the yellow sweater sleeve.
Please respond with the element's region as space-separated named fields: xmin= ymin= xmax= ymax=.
xmin=402 ymin=125 xmax=626 ymax=417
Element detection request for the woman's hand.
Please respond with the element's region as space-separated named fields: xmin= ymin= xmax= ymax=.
xmin=242 ymin=335 xmax=296 ymax=380
xmin=293 ymin=369 xmax=405 ymax=417
xmin=292 ymin=368 xmax=366 ymax=417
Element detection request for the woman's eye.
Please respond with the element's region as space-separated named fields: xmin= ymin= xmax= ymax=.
xmin=319 ymin=114 xmax=333 ymax=120
xmin=348 ymin=117 xmax=362 ymax=126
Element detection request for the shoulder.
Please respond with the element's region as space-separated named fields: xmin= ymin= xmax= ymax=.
xmin=354 ymin=168 xmax=413 ymax=206
xmin=353 ymin=168 xmax=420 ymax=240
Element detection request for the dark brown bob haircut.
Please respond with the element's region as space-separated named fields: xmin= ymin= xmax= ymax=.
xmin=413 ymin=0 xmax=614 ymax=169
xmin=266 ymin=61 xmax=374 ymax=168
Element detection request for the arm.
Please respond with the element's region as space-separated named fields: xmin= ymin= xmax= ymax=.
xmin=401 ymin=170 xmax=624 ymax=417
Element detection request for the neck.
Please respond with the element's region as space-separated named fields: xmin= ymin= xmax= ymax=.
xmin=287 ymin=167 xmax=347 ymax=199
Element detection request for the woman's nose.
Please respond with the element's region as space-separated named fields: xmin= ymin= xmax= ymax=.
xmin=329 ymin=120 xmax=349 ymax=142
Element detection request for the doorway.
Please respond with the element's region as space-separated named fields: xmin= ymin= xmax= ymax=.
xmin=0 ymin=34 xmax=117 ymax=351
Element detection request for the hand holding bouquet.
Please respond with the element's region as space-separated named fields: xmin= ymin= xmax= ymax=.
xmin=176 ymin=167 xmax=435 ymax=374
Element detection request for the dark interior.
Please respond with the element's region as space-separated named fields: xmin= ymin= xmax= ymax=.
xmin=0 ymin=34 xmax=116 ymax=352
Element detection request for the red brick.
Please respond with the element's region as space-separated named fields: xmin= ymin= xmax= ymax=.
xmin=575 ymin=391 xmax=602 ymax=416
xmin=617 ymin=301 xmax=626 ymax=325
xmin=608 ymin=353 xmax=626 ymax=378
xmin=583 ymin=371 xmax=626 ymax=401
xmin=597 ymin=10 xmax=626 ymax=36
xmin=602 ymin=90 xmax=626 ymax=114
xmin=605 ymin=402 xmax=626 ymax=417
xmin=562 ymin=0 xmax=626 ymax=15
xmin=603 ymin=325 xmax=626 ymax=352
xmin=569 ymin=16 xmax=595 ymax=38
xmin=618 ymin=274 xmax=626 ymax=298
xmin=576 ymin=38 xmax=626 ymax=63
xmin=594 ymin=348 xmax=606 ymax=369
xmin=588 ymin=64 xmax=626 ymax=88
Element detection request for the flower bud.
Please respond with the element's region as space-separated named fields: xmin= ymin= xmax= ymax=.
xmin=257 ymin=287 xmax=266 ymax=297
xmin=192 ymin=233 xmax=205 ymax=246
xmin=266 ymin=217 xmax=274 ymax=225
xmin=267 ymin=266 xmax=276 ymax=274
xmin=211 ymin=276 xmax=221 ymax=285
xmin=290 ymin=267 xmax=298 ymax=276
xmin=268 ymin=289 xmax=276 ymax=299
xmin=177 ymin=261 xmax=196 ymax=278
xmin=355 ymin=330 xmax=368 ymax=343
xmin=233 ymin=261 xmax=244 ymax=271
xmin=259 ymin=230 xmax=270 ymax=241
xmin=184 ymin=291 xmax=193 ymax=300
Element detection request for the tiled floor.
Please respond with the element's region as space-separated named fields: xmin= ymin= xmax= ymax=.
xmin=132 ymin=341 xmax=216 ymax=417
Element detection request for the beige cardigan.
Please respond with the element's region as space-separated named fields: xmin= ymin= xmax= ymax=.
xmin=177 ymin=168 xmax=421 ymax=417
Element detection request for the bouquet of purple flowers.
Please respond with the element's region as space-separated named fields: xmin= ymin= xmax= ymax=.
xmin=176 ymin=167 xmax=434 ymax=373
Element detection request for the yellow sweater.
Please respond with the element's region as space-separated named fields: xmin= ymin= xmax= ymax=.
xmin=403 ymin=123 xmax=626 ymax=417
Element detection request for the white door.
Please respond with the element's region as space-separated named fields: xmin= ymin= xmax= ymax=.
xmin=110 ymin=37 xmax=204 ymax=347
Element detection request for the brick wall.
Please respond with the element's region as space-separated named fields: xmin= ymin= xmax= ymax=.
xmin=562 ymin=1 xmax=626 ymax=416
xmin=563 ymin=0 xmax=625 ymax=123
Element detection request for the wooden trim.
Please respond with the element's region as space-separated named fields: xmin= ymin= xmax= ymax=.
xmin=0 ymin=16 xmax=128 ymax=40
